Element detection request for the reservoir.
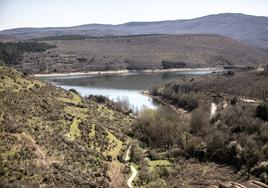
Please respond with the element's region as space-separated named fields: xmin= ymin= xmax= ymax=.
xmin=40 ymin=69 xmax=222 ymax=110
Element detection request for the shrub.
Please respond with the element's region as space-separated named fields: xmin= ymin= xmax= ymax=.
xmin=161 ymin=60 xmax=186 ymax=69
xmin=190 ymin=109 xmax=209 ymax=136
xmin=88 ymin=95 xmax=108 ymax=103
xmin=130 ymin=145 xmax=144 ymax=164
xmin=132 ymin=107 xmax=182 ymax=149
xmin=148 ymin=149 xmax=161 ymax=160
xmin=157 ymin=166 xmax=170 ymax=178
xmin=69 ymin=88 xmax=79 ymax=95
xmin=0 ymin=42 xmax=55 ymax=65
xmin=115 ymin=96 xmax=133 ymax=113
xmin=256 ymin=103 xmax=268 ymax=121
xmin=206 ymin=130 xmax=225 ymax=161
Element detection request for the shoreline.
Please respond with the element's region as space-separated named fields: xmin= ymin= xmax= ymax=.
xmin=141 ymin=91 xmax=188 ymax=115
xmin=33 ymin=67 xmax=223 ymax=77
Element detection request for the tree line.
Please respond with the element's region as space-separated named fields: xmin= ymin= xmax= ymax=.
xmin=0 ymin=41 xmax=56 ymax=65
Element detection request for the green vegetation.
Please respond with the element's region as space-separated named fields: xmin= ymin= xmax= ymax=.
xmin=161 ymin=60 xmax=187 ymax=69
xmin=105 ymin=131 xmax=123 ymax=159
xmin=6 ymin=34 xmax=268 ymax=74
xmin=0 ymin=66 xmax=133 ymax=187
xmin=144 ymin=69 xmax=268 ymax=185
xmin=130 ymin=107 xmax=184 ymax=149
xmin=151 ymin=83 xmax=200 ymax=111
xmin=58 ymin=91 xmax=82 ymax=106
xmin=0 ymin=42 xmax=55 ymax=65
xmin=256 ymin=103 xmax=268 ymax=121
xmin=148 ymin=160 xmax=172 ymax=172
xmin=1 ymin=63 xmax=267 ymax=186
xmin=89 ymin=123 xmax=96 ymax=137
xmin=66 ymin=117 xmax=81 ymax=141
xmin=0 ymin=66 xmax=45 ymax=92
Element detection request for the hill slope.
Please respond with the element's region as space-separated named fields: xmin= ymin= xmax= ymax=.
xmin=18 ymin=34 xmax=268 ymax=74
xmin=0 ymin=66 xmax=132 ymax=187
xmin=1 ymin=13 xmax=268 ymax=48
xmin=1 ymin=66 xmax=267 ymax=187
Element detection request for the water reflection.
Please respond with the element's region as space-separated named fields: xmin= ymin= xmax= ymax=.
xmin=41 ymin=69 xmax=222 ymax=110
xmin=59 ymin=85 xmax=156 ymax=110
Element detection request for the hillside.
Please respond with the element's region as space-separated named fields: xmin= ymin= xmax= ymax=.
xmin=0 ymin=66 xmax=133 ymax=187
xmin=1 ymin=13 xmax=268 ymax=48
xmin=1 ymin=66 xmax=268 ymax=187
xmin=145 ymin=68 xmax=268 ymax=185
xmin=15 ymin=34 xmax=268 ymax=74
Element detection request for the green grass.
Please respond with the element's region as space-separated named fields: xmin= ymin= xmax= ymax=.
xmin=66 ymin=117 xmax=81 ymax=141
xmin=141 ymin=179 xmax=170 ymax=188
xmin=57 ymin=92 xmax=82 ymax=106
xmin=89 ymin=123 xmax=96 ymax=137
xmin=64 ymin=106 xmax=88 ymax=120
xmin=123 ymin=116 xmax=134 ymax=125
xmin=0 ymin=66 xmax=45 ymax=92
xmin=148 ymin=160 xmax=172 ymax=172
xmin=97 ymin=104 xmax=116 ymax=120
xmin=1 ymin=146 xmax=20 ymax=159
xmin=105 ymin=131 xmax=123 ymax=159
xmin=0 ymin=76 xmax=21 ymax=92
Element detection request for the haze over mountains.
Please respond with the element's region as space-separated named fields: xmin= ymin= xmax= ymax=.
xmin=1 ymin=13 xmax=268 ymax=48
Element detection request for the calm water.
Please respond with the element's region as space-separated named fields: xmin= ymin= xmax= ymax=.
xmin=41 ymin=69 xmax=222 ymax=110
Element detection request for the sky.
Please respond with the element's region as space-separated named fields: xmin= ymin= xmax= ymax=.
xmin=0 ymin=0 xmax=268 ymax=31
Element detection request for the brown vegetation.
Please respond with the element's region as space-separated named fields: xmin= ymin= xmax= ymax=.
xmin=12 ymin=34 xmax=268 ymax=74
xmin=0 ymin=66 xmax=133 ymax=187
xmin=131 ymin=69 xmax=268 ymax=185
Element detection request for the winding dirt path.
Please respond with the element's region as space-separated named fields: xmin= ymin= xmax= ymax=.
xmin=125 ymin=145 xmax=138 ymax=188
xmin=125 ymin=145 xmax=131 ymax=162
xmin=127 ymin=165 xmax=138 ymax=188
xmin=210 ymin=102 xmax=217 ymax=118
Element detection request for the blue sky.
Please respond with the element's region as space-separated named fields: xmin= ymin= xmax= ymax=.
xmin=0 ymin=0 xmax=267 ymax=30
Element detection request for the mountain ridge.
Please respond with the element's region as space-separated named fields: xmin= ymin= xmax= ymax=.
xmin=1 ymin=13 xmax=268 ymax=48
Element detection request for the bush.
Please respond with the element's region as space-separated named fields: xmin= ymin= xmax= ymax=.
xmin=206 ymin=130 xmax=225 ymax=161
xmin=161 ymin=60 xmax=186 ymax=69
xmin=148 ymin=150 xmax=161 ymax=160
xmin=131 ymin=107 xmax=182 ymax=149
xmin=69 ymin=88 xmax=79 ymax=95
xmin=157 ymin=166 xmax=170 ymax=178
xmin=256 ymin=103 xmax=268 ymax=121
xmin=88 ymin=95 xmax=108 ymax=103
xmin=0 ymin=42 xmax=55 ymax=65
xmin=158 ymin=87 xmax=199 ymax=111
xmin=130 ymin=145 xmax=144 ymax=164
xmin=190 ymin=109 xmax=209 ymax=136
xmin=115 ymin=96 xmax=133 ymax=113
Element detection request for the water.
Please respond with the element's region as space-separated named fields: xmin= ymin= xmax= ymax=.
xmin=40 ymin=69 xmax=222 ymax=110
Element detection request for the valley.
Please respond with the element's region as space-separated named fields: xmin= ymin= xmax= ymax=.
xmin=0 ymin=7 xmax=268 ymax=188
xmin=17 ymin=34 xmax=268 ymax=74
xmin=1 ymin=65 xmax=267 ymax=187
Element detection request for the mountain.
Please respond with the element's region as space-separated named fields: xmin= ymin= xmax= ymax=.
xmin=1 ymin=13 xmax=268 ymax=48
xmin=18 ymin=34 xmax=268 ymax=74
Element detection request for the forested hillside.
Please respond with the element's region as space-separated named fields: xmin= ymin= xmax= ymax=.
xmin=144 ymin=68 xmax=268 ymax=185
xmin=4 ymin=34 xmax=267 ymax=74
